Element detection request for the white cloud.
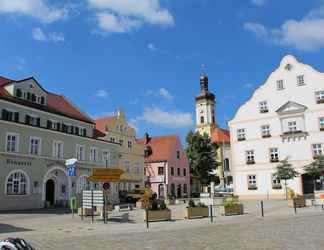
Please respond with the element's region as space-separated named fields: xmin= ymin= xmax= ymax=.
xmin=32 ymin=28 xmax=65 ymax=43
xmin=251 ymin=0 xmax=268 ymax=7
xmin=0 ymin=0 xmax=68 ymax=23
xmin=95 ymin=89 xmax=110 ymax=98
xmin=147 ymin=43 xmax=157 ymax=51
xmin=145 ymin=87 xmax=173 ymax=100
xmin=158 ymin=88 xmax=173 ymax=100
xmin=88 ymin=0 xmax=174 ymax=33
xmin=244 ymin=5 xmax=324 ymax=51
xmin=138 ymin=107 xmax=193 ymax=128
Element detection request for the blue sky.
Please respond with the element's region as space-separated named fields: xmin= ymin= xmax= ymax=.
xmin=1 ymin=0 xmax=324 ymax=143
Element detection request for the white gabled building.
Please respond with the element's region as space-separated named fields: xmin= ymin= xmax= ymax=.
xmin=229 ymin=55 xmax=324 ymax=200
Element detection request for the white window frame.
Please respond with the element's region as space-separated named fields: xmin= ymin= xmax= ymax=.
xmin=237 ymin=128 xmax=246 ymax=141
xmin=269 ymin=148 xmax=279 ymax=161
xmin=53 ymin=140 xmax=64 ymax=159
xmin=29 ymin=136 xmax=41 ymax=156
xmin=124 ymin=161 xmax=130 ymax=173
xmin=259 ymin=101 xmax=268 ymax=113
xmin=76 ymin=144 xmax=85 ymax=161
xmin=288 ymin=121 xmax=297 ymax=132
xmin=315 ymin=91 xmax=324 ymax=102
xmin=246 ymin=150 xmax=255 ymax=163
xmin=319 ymin=117 xmax=324 ymax=130
xmin=297 ymin=75 xmax=305 ymax=86
xmin=90 ymin=147 xmax=99 ymax=162
xmin=261 ymin=125 xmax=270 ymax=137
xmin=276 ymin=80 xmax=284 ymax=90
xmin=127 ymin=140 xmax=133 ymax=151
xmin=6 ymin=132 xmax=19 ymax=153
xmin=135 ymin=162 xmax=141 ymax=175
xmin=312 ymin=143 xmax=323 ymax=157
xmin=102 ymin=150 xmax=111 ymax=165
xmin=271 ymin=174 xmax=281 ymax=188
xmin=5 ymin=170 xmax=30 ymax=195
xmin=28 ymin=114 xmax=40 ymax=126
xmin=247 ymin=175 xmax=257 ymax=189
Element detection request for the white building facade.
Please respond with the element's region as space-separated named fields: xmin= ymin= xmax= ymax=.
xmin=229 ymin=55 xmax=324 ymax=200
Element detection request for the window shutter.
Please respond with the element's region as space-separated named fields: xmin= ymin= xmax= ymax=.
xmin=40 ymin=96 xmax=45 ymax=105
xmin=70 ymin=126 xmax=74 ymax=134
xmin=83 ymin=128 xmax=87 ymax=137
xmin=31 ymin=94 xmax=36 ymax=102
xmin=47 ymin=120 xmax=52 ymax=129
xmin=25 ymin=115 xmax=30 ymax=124
xmin=2 ymin=109 xmax=8 ymax=120
xmin=36 ymin=118 xmax=41 ymax=127
xmin=57 ymin=123 xmax=61 ymax=131
xmin=75 ymin=127 xmax=79 ymax=135
xmin=14 ymin=112 xmax=19 ymax=122
xmin=27 ymin=92 xmax=31 ymax=100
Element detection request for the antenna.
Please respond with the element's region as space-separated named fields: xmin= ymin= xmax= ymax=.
xmin=201 ymin=64 xmax=206 ymax=76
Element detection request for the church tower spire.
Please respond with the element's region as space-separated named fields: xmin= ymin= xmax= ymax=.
xmin=195 ymin=65 xmax=216 ymax=137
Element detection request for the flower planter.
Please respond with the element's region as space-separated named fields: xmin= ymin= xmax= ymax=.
xmin=145 ymin=209 xmax=171 ymax=222
xmin=218 ymin=204 xmax=244 ymax=216
xmin=185 ymin=207 xmax=209 ymax=219
xmin=288 ymin=197 xmax=305 ymax=208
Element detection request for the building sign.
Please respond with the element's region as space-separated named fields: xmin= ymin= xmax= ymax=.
xmin=88 ymin=168 xmax=124 ymax=182
xmin=67 ymin=165 xmax=76 ymax=177
xmin=6 ymin=159 xmax=32 ymax=167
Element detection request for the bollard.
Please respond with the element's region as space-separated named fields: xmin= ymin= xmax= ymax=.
xmin=322 ymin=204 xmax=324 ymax=211
xmin=146 ymin=208 xmax=149 ymax=230
xmin=293 ymin=199 xmax=297 ymax=214
xmin=210 ymin=205 xmax=213 ymax=223
xmin=261 ymin=201 xmax=264 ymax=217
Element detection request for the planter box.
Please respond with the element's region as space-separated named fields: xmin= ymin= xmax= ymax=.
xmin=288 ymin=197 xmax=306 ymax=208
xmin=218 ymin=204 xmax=244 ymax=216
xmin=145 ymin=209 xmax=171 ymax=222
xmin=185 ymin=207 xmax=209 ymax=219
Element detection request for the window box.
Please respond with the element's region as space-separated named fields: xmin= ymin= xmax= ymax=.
xmin=238 ymin=138 xmax=246 ymax=141
xmin=246 ymin=160 xmax=255 ymax=165
xmin=260 ymin=109 xmax=269 ymax=113
xmin=184 ymin=206 xmax=209 ymax=219
xmin=313 ymin=155 xmax=321 ymax=160
xmin=270 ymin=158 xmax=279 ymax=163
xmin=320 ymin=128 xmax=324 ymax=132
xmin=262 ymin=134 xmax=271 ymax=138
xmin=145 ymin=209 xmax=171 ymax=222
xmin=317 ymin=99 xmax=324 ymax=104
xmin=248 ymin=185 xmax=257 ymax=190
xmin=272 ymin=184 xmax=282 ymax=190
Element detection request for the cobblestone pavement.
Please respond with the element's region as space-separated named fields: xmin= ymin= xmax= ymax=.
xmin=1 ymin=201 xmax=324 ymax=249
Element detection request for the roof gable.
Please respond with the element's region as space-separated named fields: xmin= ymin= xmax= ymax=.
xmin=276 ymin=101 xmax=308 ymax=115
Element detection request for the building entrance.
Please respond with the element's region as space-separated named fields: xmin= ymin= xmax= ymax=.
xmin=45 ymin=179 xmax=55 ymax=206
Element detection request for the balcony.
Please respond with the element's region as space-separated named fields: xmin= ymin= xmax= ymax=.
xmin=281 ymin=130 xmax=308 ymax=141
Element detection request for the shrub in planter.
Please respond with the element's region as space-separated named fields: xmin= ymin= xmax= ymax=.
xmin=145 ymin=199 xmax=171 ymax=221
xmin=218 ymin=197 xmax=244 ymax=216
xmin=185 ymin=200 xmax=209 ymax=219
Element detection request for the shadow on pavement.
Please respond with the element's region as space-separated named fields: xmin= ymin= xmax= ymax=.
xmin=0 ymin=207 xmax=71 ymax=215
xmin=0 ymin=224 xmax=33 ymax=234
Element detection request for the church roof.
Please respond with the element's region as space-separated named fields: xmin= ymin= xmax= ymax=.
xmin=211 ymin=127 xmax=230 ymax=143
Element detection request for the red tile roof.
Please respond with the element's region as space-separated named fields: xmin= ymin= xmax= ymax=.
xmin=0 ymin=76 xmax=93 ymax=123
xmin=211 ymin=127 xmax=230 ymax=144
xmin=137 ymin=134 xmax=179 ymax=162
xmin=95 ymin=116 xmax=116 ymax=133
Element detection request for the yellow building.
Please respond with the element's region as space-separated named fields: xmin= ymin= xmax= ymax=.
xmin=95 ymin=109 xmax=144 ymax=191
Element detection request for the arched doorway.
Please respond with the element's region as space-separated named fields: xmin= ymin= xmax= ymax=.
xmin=46 ymin=179 xmax=55 ymax=206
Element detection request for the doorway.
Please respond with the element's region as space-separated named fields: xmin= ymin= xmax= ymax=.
xmin=46 ymin=179 xmax=55 ymax=206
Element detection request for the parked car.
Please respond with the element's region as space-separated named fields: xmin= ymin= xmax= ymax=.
xmin=126 ymin=188 xmax=153 ymax=203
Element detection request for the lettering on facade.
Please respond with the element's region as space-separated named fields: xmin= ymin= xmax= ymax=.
xmin=6 ymin=159 xmax=32 ymax=167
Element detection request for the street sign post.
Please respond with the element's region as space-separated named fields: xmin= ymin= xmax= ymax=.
xmin=82 ymin=190 xmax=104 ymax=223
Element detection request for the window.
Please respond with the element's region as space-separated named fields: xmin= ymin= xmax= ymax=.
xmin=183 ymin=184 xmax=188 ymax=195
xmin=271 ymin=174 xmax=282 ymax=189
xmin=261 ymin=125 xmax=271 ymax=138
xmin=176 ymin=151 xmax=180 ymax=159
xmin=297 ymin=75 xmax=305 ymax=86
xmin=288 ymin=121 xmax=297 ymax=132
xmin=158 ymin=167 xmax=164 ymax=175
xmin=128 ymin=140 xmax=133 ymax=151
xmin=183 ymin=168 xmax=187 ymax=176
xmin=53 ymin=141 xmax=63 ymax=159
xmin=30 ymin=137 xmax=41 ymax=155
xmin=200 ymin=116 xmax=204 ymax=124
xmin=320 ymin=118 xmax=324 ymax=131
xmin=6 ymin=133 xmax=19 ymax=153
xmin=124 ymin=161 xmax=130 ymax=173
xmin=90 ymin=147 xmax=98 ymax=162
xmin=246 ymin=150 xmax=255 ymax=164
xmin=247 ymin=175 xmax=257 ymax=190
xmin=6 ymin=171 xmax=28 ymax=195
xmin=25 ymin=115 xmax=40 ymax=127
xmin=78 ymin=175 xmax=91 ymax=193
xmin=259 ymin=101 xmax=269 ymax=113
xmin=177 ymin=168 xmax=181 ymax=176
xmin=135 ymin=163 xmax=141 ymax=174
xmin=2 ymin=110 xmax=19 ymax=122
xmin=277 ymin=80 xmax=284 ymax=90
xmin=76 ymin=145 xmax=85 ymax=161
xmin=47 ymin=120 xmax=59 ymax=130
xmin=171 ymin=167 xmax=174 ymax=176
xmin=315 ymin=91 xmax=324 ymax=104
xmin=111 ymin=137 xmax=116 ymax=143
xmin=312 ymin=144 xmax=323 ymax=159
xmin=102 ymin=151 xmax=110 ymax=165
xmin=237 ymin=128 xmax=246 ymax=141
xmin=269 ymin=148 xmax=279 ymax=162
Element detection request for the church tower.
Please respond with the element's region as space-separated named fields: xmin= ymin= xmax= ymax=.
xmin=195 ymin=67 xmax=216 ymax=137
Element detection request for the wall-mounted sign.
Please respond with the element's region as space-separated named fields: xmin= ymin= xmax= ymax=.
xmin=6 ymin=159 xmax=32 ymax=167
xmin=88 ymin=168 xmax=124 ymax=182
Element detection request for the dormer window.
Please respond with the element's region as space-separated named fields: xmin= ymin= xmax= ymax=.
xmin=259 ymin=101 xmax=269 ymax=113
xmin=276 ymin=80 xmax=284 ymax=90
xmin=16 ymin=89 xmax=22 ymax=98
xmin=297 ymin=75 xmax=305 ymax=86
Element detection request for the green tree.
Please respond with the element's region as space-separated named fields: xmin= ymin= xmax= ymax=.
xmin=274 ymin=158 xmax=299 ymax=200
xmin=304 ymin=155 xmax=324 ymax=192
xmin=186 ymin=131 xmax=218 ymax=190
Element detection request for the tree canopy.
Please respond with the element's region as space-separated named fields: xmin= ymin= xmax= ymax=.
xmin=304 ymin=155 xmax=324 ymax=178
xmin=186 ymin=131 xmax=218 ymax=185
xmin=275 ymin=158 xmax=299 ymax=181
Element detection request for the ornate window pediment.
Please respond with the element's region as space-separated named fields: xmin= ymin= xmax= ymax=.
xmin=276 ymin=101 xmax=307 ymax=116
